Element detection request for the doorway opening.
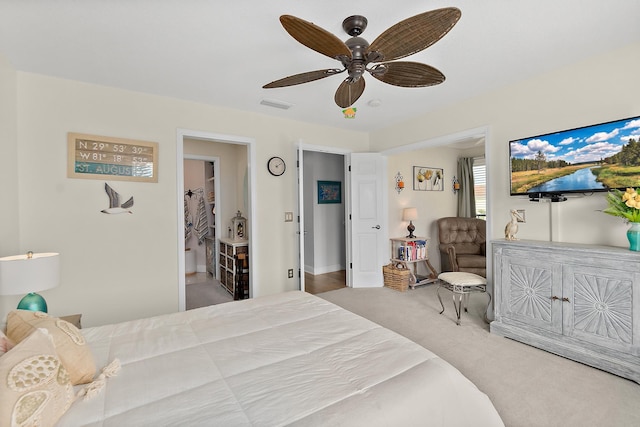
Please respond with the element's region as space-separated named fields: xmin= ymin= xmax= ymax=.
xmin=380 ymin=125 xmax=491 ymax=282
xmin=301 ymin=150 xmax=347 ymax=295
xmin=183 ymin=157 xmax=231 ymax=309
xmin=297 ymin=144 xmax=351 ymax=294
xmin=176 ymin=129 xmax=256 ymax=312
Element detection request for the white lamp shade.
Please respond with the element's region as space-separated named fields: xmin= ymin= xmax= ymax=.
xmin=402 ymin=207 xmax=418 ymax=221
xmin=0 ymin=252 xmax=60 ymax=296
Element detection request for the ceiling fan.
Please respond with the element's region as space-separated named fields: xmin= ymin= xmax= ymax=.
xmin=263 ymin=8 xmax=461 ymax=108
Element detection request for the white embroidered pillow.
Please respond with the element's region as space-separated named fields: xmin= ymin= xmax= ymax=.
xmin=7 ymin=310 xmax=96 ymax=385
xmin=0 ymin=328 xmax=75 ymax=427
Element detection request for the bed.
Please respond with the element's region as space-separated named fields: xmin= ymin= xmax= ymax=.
xmin=5 ymin=291 xmax=504 ymax=426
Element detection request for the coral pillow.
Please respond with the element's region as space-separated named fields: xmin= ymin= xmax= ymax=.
xmin=0 ymin=328 xmax=75 ymax=426
xmin=7 ymin=310 xmax=96 ymax=385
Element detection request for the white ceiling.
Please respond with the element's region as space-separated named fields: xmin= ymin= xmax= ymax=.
xmin=1 ymin=1 xmax=639 ymax=133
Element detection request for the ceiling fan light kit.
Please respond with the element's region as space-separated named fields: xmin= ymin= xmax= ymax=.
xmin=263 ymin=8 xmax=461 ymax=108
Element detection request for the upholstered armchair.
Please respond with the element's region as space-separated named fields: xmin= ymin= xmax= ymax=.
xmin=437 ymin=217 xmax=486 ymax=278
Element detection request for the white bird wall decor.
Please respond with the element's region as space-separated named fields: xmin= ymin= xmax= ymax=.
xmin=504 ymin=209 xmax=524 ymax=240
xmin=101 ymin=183 xmax=134 ymax=214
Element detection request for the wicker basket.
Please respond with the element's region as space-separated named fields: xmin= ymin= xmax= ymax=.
xmin=383 ymin=262 xmax=410 ymax=292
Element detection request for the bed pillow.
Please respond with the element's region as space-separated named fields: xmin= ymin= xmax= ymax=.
xmin=1 ymin=330 xmax=15 ymax=356
xmin=7 ymin=310 xmax=96 ymax=385
xmin=0 ymin=328 xmax=75 ymax=426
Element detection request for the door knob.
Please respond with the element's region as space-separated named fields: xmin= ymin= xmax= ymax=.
xmin=372 ymin=225 xmax=381 ymax=229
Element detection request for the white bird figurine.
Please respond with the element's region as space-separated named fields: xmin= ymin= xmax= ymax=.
xmin=504 ymin=209 xmax=524 ymax=240
xmin=101 ymin=183 xmax=134 ymax=214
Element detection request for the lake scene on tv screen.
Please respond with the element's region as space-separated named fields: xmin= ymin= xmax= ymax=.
xmin=510 ymin=115 xmax=640 ymax=195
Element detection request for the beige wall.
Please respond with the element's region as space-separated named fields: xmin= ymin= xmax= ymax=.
xmin=1 ymin=71 xmax=368 ymax=327
xmin=2 ymin=42 xmax=638 ymax=326
xmin=0 ymin=55 xmax=19 ymax=255
xmin=374 ymin=42 xmax=640 ymax=249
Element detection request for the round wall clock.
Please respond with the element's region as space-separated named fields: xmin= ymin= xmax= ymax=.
xmin=267 ymin=156 xmax=286 ymax=176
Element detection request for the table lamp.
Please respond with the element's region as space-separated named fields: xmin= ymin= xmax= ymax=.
xmin=0 ymin=251 xmax=60 ymax=313
xmin=403 ymin=207 xmax=418 ymax=238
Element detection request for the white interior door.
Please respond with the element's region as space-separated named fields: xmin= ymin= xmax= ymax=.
xmin=348 ymin=153 xmax=387 ymax=287
xmin=297 ymin=147 xmax=305 ymax=292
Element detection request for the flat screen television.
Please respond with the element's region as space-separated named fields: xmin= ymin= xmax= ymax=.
xmin=509 ymin=115 xmax=640 ymax=200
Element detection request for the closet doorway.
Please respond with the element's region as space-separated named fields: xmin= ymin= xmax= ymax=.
xmin=183 ymin=157 xmax=230 ymax=309
xmin=176 ymin=129 xmax=256 ymax=312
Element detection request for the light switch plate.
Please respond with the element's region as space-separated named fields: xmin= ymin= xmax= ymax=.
xmin=285 ymin=212 xmax=293 ymax=222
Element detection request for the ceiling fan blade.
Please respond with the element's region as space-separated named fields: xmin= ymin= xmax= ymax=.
xmin=280 ymin=15 xmax=352 ymax=60
xmin=366 ymin=8 xmax=461 ymax=62
xmin=369 ymin=62 xmax=445 ymax=87
xmin=334 ymin=77 xmax=365 ymax=108
xmin=263 ymin=69 xmax=343 ymax=88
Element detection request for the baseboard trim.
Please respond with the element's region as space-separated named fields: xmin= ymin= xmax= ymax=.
xmin=305 ymin=265 xmax=345 ymax=275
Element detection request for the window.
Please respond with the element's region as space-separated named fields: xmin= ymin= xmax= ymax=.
xmin=473 ymin=158 xmax=486 ymax=219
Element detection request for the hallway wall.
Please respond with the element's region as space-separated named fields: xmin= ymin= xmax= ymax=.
xmin=303 ymin=151 xmax=346 ymax=274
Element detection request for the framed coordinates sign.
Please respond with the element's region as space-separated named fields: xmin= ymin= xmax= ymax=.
xmin=67 ymin=133 xmax=158 ymax=182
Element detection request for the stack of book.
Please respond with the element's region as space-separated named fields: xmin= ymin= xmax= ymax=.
xmin=397 ymin=240 xmax=427 ymax=261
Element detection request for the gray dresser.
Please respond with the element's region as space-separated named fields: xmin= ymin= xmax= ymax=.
xmin=491 ymin=239 xmax=640 ymax=383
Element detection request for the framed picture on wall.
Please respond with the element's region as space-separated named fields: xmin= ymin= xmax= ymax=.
xmin=67 ymin=132 xmax=158 ymax=182
xmin=317 ymin=180 xmax=342 ymax=204
xmin=413 ymin=166 xmax=443 ymax=191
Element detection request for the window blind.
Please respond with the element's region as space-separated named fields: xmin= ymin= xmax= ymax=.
xmin=473 ymin=159 xmax=486 ymax=218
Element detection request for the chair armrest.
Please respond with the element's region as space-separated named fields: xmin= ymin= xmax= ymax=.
xmin=439 ymin=243 xmax=459 ymax=271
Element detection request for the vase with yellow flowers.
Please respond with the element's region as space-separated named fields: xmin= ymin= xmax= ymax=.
xmin=603 ymin=188 xmax=640 ymax=251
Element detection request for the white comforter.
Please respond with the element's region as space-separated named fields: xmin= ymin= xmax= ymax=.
xmin=58 ymin=291 xmax=503 ymax=426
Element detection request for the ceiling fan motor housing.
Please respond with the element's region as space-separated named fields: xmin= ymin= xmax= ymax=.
xmin=344 ymin=37 xmax=369 ymax=81
xmin=342 ymin=15 xmax=368 ymax=36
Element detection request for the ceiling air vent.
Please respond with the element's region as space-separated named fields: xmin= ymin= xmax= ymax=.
xmin=260 ymin=98 xmax=292 ymax=110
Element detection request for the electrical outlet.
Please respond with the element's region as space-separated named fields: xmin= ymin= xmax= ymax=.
xmin=285 ymin=212 xmax=293 ymax=222
xmin=288 ymin=269 xmax=294 ymax=278
xmin=516 ymin=209 xmax=526 ymax=223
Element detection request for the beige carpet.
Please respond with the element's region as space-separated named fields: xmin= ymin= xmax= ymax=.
xmin=317 ymin=285 xmax=640 ymax=427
